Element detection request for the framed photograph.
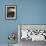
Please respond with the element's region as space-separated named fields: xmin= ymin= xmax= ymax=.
xmin=5 ymin=5 xmax=16 ymax=20
xmin=18 ymin=24 xmax=46 ymax=42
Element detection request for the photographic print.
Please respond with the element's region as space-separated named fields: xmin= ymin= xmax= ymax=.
xmin=18 ymin=24 xmax=46 ymax=41
xmin=5 ymin=5 xmax=16 ymax=20
xmin=18 ymin=25 xmax=46 ymax=46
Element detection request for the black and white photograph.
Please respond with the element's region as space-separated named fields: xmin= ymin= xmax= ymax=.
xmin=5 ymin=5 xmax=16 ymax=20
xmin=18 ymin=25 xmax=46 ymax=46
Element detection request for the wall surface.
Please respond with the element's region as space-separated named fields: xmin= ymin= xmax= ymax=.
xmin=0 ymin=0 xmax=46 ymax=45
